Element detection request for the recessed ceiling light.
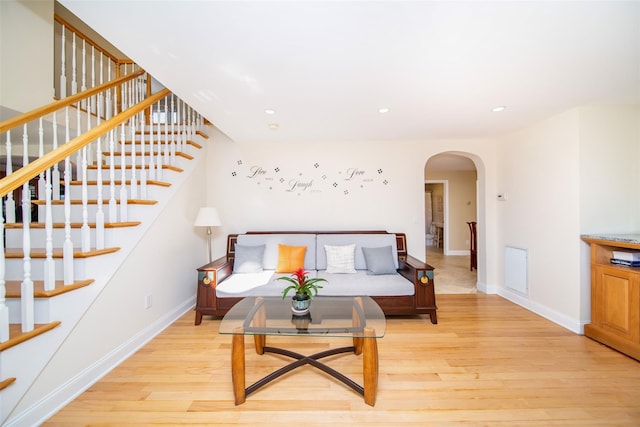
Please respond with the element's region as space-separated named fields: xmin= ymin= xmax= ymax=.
xmin=378 ymin=107 xmax=390 ymax=114
xmin=265 ymin=108 xmax=276 ymax=115
xmin=268 ymin=123 xmax=279 ymax=130
xmin=492 ymin=106 xmax=507 ymax=112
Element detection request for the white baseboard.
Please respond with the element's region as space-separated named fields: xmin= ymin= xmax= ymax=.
xmin=496 ymin=287 xmax=582 ymax=334
xmin=5 ymin=298 xmax=196 ymax=427
xmin=477 ymin=283 xmax=582 ymax=334
xmin=445 ymin=250 xmax=470 ymax=256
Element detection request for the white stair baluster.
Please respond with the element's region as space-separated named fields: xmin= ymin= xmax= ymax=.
xmin=119 ymin=124 xmax=128 ymax=222
xmin=108 ymin=129 xmax=117 ymax=223
xmin=0 ymin=204 xmax=8 ymax=343
xmin=86 ymin=102 xmax=94 ymax=166
xmin=95 ymin=135 xmax=105 ymax=250
xmin=181 ymin=99 xmax=187 ymax=154
xmin=98 ymin=52 xmax=104 ymax=119
xmin=5 ymin=130 xmax=15 ymax=223
xmin=21 ymin=124 xmax=34 ymax=333
xmin=164 ymin=97 xmax=170 ymax=166
xmin=156 ymin=106 xmax=164 ymax=181
xmin=80 ymin=144 xmax=90 ymax=253
xmin=44 ymin=167 xmax=55 ymax=291
xmin=130 ymin=118 xmax=138 ymax=200
xmin=139 ymin=113 xmax=148 ymax=200
xmin=170 ymin=96 xmax=176 ymax=166
xmin=105 ymin=65 xmax=112 ymax=119
xmin=90 ymin=45 xmax=96 ymax=112
xmin=38 ymin=118 xmax=45 ymax=221
xmin=81 ymin=39 xmax=87 ymax=94
xmin=52 ymin=112 xmax=61 ymax=200
xmin=95 ymin=101 xmax=105 ymax=250
xmin=63 ymin=108 xmax=74 ymax=285
xmin=60 ymin=24 xmax=66 ymax=98
xmin=71 ymin=32 xmax=77 ymax=95
xmin=148 ymin=112 xmax=156 ymax=181
xmin=75 ymin=106 xmax=82 ymax=180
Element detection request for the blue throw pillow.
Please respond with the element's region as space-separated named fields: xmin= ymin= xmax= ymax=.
xmin=233 ymin=244 xmax=266 ymax=273
xmin=362 ymin=246 xmax=397 ymax=275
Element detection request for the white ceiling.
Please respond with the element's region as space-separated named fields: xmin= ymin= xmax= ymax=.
xmin=59 ymin=1 xmax=640 ymax=144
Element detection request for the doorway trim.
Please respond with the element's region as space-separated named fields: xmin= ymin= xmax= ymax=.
xmin=425 ymin=179 xmax=449 ymax=254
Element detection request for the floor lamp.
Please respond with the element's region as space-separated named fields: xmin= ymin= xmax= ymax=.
xmin=194 ymin=207 xmax=221 ymax=263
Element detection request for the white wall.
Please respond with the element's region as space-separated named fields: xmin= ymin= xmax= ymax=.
xmin=495 ymin=106 xmax=640 ymax=333
xmin=206 ymin=129 xmax=499 ymax=293
xmin=579 ymin=106 xmax=640 ymax=234
xmin=496 ymin=109 xmax=582 ymax=328
xmin=0 ymin=0 xmax=54 ymax=115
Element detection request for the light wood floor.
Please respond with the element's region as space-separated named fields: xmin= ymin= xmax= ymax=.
xmin=44 ymin=294 xmax=640 ymax=426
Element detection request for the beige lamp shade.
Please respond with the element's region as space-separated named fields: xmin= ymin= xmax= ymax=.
xmin=194 ymin=207 xmax=221 ymax=227
xmin=195 ymin=207 xmax=221 ymax=263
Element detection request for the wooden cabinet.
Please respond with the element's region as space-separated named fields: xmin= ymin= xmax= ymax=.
xmin=582 ymin=236 xmax=640 ymax=361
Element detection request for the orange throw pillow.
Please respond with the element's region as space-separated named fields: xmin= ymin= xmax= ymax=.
xmin=276 ymin=244 xmax=307 ymax=273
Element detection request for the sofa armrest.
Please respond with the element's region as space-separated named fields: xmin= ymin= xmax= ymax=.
xmin=398 ymin=254 xmax=437 ymax=323
xmin=399 ymin=255 xmax=434 ymax=285
xmin=198 ymin=256 xmax=234 ymax=287
xmin=195 ymin=257 xmax=234 ymax=325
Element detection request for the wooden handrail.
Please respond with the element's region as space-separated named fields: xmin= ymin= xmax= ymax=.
xmin=54 ymin=15 xmax=122 ymax=64
xmin=0 ymin=69 xmax=145 ymax=134
xmin=0 ymin=88 xmax=171 ymax=198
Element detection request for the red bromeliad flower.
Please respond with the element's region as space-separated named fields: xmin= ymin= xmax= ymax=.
xmin=278 ymin=267 xmax=327 ymax=300
xmin=293 ymin=268 xmax=307 ymax=286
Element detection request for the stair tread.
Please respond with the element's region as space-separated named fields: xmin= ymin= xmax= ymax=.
xmin=0 ymin=321 xmax=62 ymax=352
xmin=87 ymin=164 xmax=184 ymax=172
xmin=5 ymin=221 xmax=142 ymax=229
xmin=5 ymin=279 xmax=94 ymax=298
xmin=5 ymin=246 xmax=120 ymax=258
xmin=101 ymin=151 xmax=194 ymax=160
xmin=70 ymin=180 xmax=171 ymax=187
xmin=135 ymin=130 xmax=208 ymax=140
xmin=31 ymin=199 xmax=157 ymax=205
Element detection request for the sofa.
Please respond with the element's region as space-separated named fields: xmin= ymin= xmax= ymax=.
xmin=195 ymin=230 xmax=437 ymax=324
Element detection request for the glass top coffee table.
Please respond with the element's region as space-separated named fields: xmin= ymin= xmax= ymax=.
xmin=219 ymin=296 xmax=386 ymax=406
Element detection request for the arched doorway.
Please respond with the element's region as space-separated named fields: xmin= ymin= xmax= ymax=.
xmin=425 ymin=152 xmax=478 ymax=294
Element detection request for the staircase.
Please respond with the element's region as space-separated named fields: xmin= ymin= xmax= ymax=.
xmin=0 ymin=84 xmax=209 ymax=424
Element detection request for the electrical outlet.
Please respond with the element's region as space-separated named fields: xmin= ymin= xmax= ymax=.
xmin=145 ymin=294 xmax=152 ymax=309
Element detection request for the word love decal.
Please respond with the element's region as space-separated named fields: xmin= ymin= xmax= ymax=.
xmin=231 ymin=161 xmax=389 ymax=196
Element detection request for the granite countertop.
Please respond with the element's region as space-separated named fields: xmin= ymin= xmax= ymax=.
xmin=581 ymin=234 xmax=640 ymax=244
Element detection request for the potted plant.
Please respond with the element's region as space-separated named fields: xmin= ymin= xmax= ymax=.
xmin=278 ymin=268 xmax=327 ymax=314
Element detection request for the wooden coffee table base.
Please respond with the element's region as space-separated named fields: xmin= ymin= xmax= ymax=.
xmin=231 ymin=327 xmax=379 ymax=406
